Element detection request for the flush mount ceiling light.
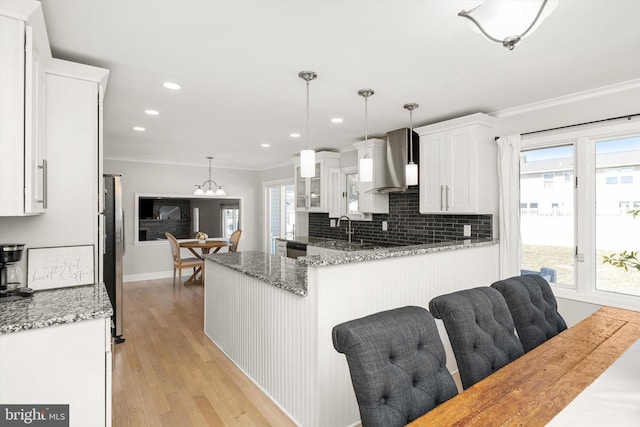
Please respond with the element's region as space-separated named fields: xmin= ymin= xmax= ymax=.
xmin=298 ymin=71 xmax=317 ymax=178
xmin=145 ymin=109 xmax=159 ymax=115
xmin=403 ymin=103 xmax=419 ymax=186
xmin=458 ymin=0 xmax=558 ymax=50
xmin=358 ymin=89 xmax=374 ymax=183
xmin=193 ymin=156 xmax=225 ymax=196
xmin=162 ymin=81 xmax=181 ymax=90
xmin=331 ymin=117 xmax=344 ymax=123
xmin=290 ymin=132 xmax=301 ymax=138
xmin=133 ymin=126 xmax=146 ymax=132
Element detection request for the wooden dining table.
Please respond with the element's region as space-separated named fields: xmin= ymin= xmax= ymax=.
xmin=408 ymin=306 xmax=640 ymax=426
xmin=178 ymin=239 xmax=228 ymax=284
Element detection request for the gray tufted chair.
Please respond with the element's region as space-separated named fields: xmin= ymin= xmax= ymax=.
xmin=332 ymin=306 xmax=458 ymax=427
xmin=429 ymin=287 xmax=524 ymax=390
xmin=491 ymin=274 xmax=567 ymax=353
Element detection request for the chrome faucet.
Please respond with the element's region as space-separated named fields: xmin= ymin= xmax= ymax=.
xmin=337 ymin=215 xmax=354 ymax=244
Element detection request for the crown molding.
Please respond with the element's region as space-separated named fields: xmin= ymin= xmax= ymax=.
xmin=492 ymin=78 xmax=640 ymax=119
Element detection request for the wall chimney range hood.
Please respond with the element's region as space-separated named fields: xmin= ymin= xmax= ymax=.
xmin=369 ymin=128 xmax=419 ymax=193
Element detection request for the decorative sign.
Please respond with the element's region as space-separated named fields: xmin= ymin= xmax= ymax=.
xmin=27 ymin=245 xmax=95 ymax=290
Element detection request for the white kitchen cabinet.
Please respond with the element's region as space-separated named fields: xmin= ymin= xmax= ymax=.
xmin=0 ymin=11 xmax=50 ymax=216
xmin=0 ymin=318 xmax=112 ymax=426
xmin=418 ymin=113 xmax=497 ymax=215
xmin=275 ymin=239 xmax=287 ymax=257
xmin=353 ymin=139 xmax=389 ymax=214
xmin=294 ymin=152 xmax=340 ymax=213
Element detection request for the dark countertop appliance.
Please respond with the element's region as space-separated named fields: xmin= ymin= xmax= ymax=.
xmin=286 ymin=241 xmax=307 ymax=259
xmin=0 ymin=244 xmax=33 ymax=302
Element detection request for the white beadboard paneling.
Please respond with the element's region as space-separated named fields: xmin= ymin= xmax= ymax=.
xmin=205 ymin=263 xmax=318 ymax=426
xmin=203 ymin=244 xmax=499 ymax=427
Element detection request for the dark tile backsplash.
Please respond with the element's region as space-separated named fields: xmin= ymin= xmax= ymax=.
xmin=309 ymin=192 xmax=492 ymax=245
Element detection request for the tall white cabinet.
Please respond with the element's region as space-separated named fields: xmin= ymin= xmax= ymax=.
xmin=417 ymin=113 xmax=498 ymax=215
xmin=0 ymin=6 xmax=51 ymax=216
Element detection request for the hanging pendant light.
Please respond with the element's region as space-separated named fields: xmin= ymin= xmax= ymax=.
xmin=403 ymin=103 xmax=419 ymax=186
xmin=299 ymin=71 xmax=317 ymax=178
xmin=458 ymin=0 xmax=558 ymax=50
xmin=193 ymin=156 xmax=225 ymax=196
xmin=358 ymin=89 xmax=374 ymax=183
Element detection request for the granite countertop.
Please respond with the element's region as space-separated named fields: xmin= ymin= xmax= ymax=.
xmin=205 ymin=251 xmax=308 ymax=296
xmin=206 ymin=239 xmax=498 ymax=297
xmin=0 ymin=283 xmax=113 ymax=335
xmin=298 ymin=238 xmax=499 ymax=267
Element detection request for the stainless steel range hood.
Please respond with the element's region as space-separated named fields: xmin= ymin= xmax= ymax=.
xmin=370 ymin=128 xmax=419 ymax=193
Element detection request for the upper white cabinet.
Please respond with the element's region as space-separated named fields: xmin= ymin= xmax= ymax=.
xmin=417 ymin=113 xmax=497 ymax=214
xmin=353 ymin=139 xmax=389 ymax=214
xmin=0 ymin=8 xmax=50 ymax=216
xmin=294 ymin=152 xmax=340 ymax=212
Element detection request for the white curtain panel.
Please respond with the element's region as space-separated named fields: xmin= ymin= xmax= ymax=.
xmin=497 ymin=135 xmax=522 ymax=278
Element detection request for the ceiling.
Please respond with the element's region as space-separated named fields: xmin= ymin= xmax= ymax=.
xmin=39 ymin=0 xmax=640 ymax=170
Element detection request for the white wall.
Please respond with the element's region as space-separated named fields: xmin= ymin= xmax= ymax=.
xmin=104 ymin=159 xmax=260 ymax=282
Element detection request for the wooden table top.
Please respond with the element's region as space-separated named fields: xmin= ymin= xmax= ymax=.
xmin=408 ymin=306 xmax=640 ymax=426
xmin=179 ymin=239 xmax=228 ymax=249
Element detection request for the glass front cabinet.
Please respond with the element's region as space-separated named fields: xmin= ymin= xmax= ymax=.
xmin=294 ymin=152 xmax=340 ymax=212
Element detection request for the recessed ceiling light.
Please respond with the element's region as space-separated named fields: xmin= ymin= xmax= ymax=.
xmin=331 ymin=117 xmax=343 ymax=123
xmin=133 ymin=126 xmax=146 ymax=131
xmin=145 ymin=109 xmax=160 ymax=115
xmin=162 ymin=82 xmax=181 ymax=90
xmin=260 ymin=143 xmax=271 ymax=148
xmin=290 ymin=133 xmax=301 ymax=138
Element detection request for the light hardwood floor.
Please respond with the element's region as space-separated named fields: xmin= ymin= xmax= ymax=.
xmin=112 ymin=278 xmax=296 ymax=426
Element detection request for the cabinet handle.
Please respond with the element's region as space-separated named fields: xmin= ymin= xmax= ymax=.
xmin=445 ymin=185 xmax=450 ymax=211
xmin=440 ymin=185 xmax=444 ymax=211
xmin=36 ymin=159 xmax=48 ymax=209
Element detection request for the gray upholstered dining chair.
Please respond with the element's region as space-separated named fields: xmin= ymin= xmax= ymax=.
xmin=491 ymin=274 xmax=567 ymax=353
xmin=332 ymin=306 xmax=458 ymax=427
xmin=429 ymin=287 xmax=524 ymax=390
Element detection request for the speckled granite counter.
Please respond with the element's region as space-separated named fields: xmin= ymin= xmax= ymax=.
xmin=205 ymin=251 xmax=308 ymax=296
xmin=206 ymin=239 xmax=498 ymax=296
xmin=298 ymin=238 xmax=499 ymax=267
xmin=0 ymin=283 xmax=113 ymax=334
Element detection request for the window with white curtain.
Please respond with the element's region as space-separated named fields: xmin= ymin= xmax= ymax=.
xmin=520 ymin=119 xmax=640 ymax=309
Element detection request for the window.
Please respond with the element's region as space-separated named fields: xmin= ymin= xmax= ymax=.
xmin=520 ymin=145 xmax=574 ymax=286
xmin=606 ymin=176 xmax=618 ymax=185
xmin=265 ymin=183 xmax=295 ymax=253
xmin=520 ymin=122 xmax=640 ymax=309
xmin=221 ymin=205 xmax=240 ymax=239
xmin=346 ymin=172 xmax=359 ymax=214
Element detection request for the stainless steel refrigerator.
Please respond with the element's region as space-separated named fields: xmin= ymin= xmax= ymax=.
xmin=104 ymin=174 xmax=125 ymax=343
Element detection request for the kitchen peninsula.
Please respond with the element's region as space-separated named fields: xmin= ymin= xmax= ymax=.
xmin=204 ymin=239 xmax=499 ymax=427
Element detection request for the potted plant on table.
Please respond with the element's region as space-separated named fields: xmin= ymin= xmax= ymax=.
xmin=195 ymin=232 xmax=208 ymax=243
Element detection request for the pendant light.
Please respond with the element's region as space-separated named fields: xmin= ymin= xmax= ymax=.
xmin=299 ymin=71 xmax=317 ymax=178
xmin=193 ymin=156 xmax=226 ymax=196
xmin=358 ymin=89 xmax=374 ymax=183
xmin=403 ymin=103 xmax=419 ymax=186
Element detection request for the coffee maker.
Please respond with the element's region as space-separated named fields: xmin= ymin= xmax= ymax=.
xmin=0 ymin=244 xmax=33 ymax=302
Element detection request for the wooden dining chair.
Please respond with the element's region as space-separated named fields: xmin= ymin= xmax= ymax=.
xmin=165 ymin=232 xmax=204 ymax=287
xmin=228 ymin=229 xmax=242 ymax=252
